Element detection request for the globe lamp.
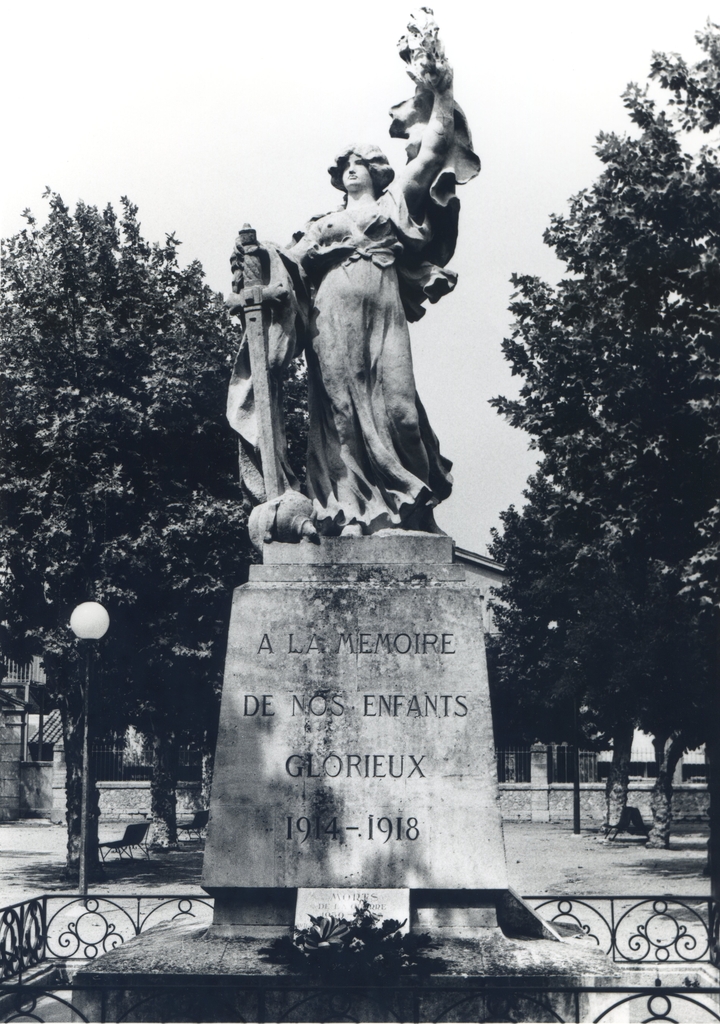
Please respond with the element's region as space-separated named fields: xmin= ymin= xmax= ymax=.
xmin=70 ymin=602 xmax=110 ymax=640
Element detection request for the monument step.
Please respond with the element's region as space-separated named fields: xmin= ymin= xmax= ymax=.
xmin=261 ymin=533 xmax=454 ymax=566
xmin=70 ymin=920 xmax=619 ymax=1023
xmin=249 ymin=562 xmax=466 ymax=583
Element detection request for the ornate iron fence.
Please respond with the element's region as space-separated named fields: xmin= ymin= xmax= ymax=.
xmin=1 ymin=980 xmax=720 ymax=1022
xmin=1 ymin=895 xmax=213 ymax=982
xmin=0 ymin=898 xmax=45 ymax=981
xmin=1 ymin=893 xmax=719 ymax=1020
xmin=3 ymin=893 xmax=717 ymax=982
xmin=527 ymin=895 xmax=717 ymax=964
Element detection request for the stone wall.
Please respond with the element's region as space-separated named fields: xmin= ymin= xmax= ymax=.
xmin=0 ymin=710 xmax=22 ymax=821
xmin=97 ymin=782 xmax=204 ymax=822
xmin=44 ymin=731 xmax=709 ymax=827
xmin=498 ymin=783 xmax=531 ymax=820
xmin=499 ymin=781 xmax=709 ymax=823
xmin=49 ymin=744 xmax=204 ymax=824
xmin=19 ymin=761 xmax=53 ymax=818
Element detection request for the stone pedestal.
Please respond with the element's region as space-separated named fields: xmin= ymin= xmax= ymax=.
xmin=202 ymin=534 xmax=547 ymax=941
xmin=69 ymin=535 xmax=621 ymax=1023
xmin=72 ymin=920 xmax=618 ymax=1024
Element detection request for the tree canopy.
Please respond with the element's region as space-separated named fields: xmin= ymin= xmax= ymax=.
xmin=488 ymin=27 xmax=718 ymax=776
xmin=0 ymin=191 xmax=253 ymax=859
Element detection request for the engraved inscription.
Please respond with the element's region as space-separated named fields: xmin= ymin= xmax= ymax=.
xmin=243 ymin=694 xmax=275 ymax=716
xmin=240 ymin=693 xmax=468 ymax=718
xmin=255 ymin=632 xmax=456 ymax=654
xmin=287 ymin=815 xmax=420 ymax=842
xmin=363 ymin=694 xmax=467 ymax=717
xmin=285 ymin=753 xmax=426 ymax=778
xmin=291 ymin=693 xmax=345 ymax=716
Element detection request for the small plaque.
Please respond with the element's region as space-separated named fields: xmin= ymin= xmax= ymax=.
xmin=295 ymin=888 xmax=409 ymax=933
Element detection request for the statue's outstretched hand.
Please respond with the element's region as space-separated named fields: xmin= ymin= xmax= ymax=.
xmin=398 ymin=8 xmax=453 ymax=95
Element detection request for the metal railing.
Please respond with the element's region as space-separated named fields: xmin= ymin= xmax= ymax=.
xmin=2 ymin=658 xmax=46 ymax=684
xmin=496 ymin=746 xmax=532 ymax=783
xmin=1 ymin=893 xmax=718 ymax=1021
xmin=1 ymin=979 xmax=720 ymax=1022
xmin=1 ymin=895 xmax=213 ymax=983
xmin=526 ymin=894 xmax=718 ymax=964
xmin=2 ymin=893 xmax=717 ymax=982
xmin=548 ymin=744 xmax=600 ymax=783
xmin=495 ymin=746 xmax=619 ymax=784
xmin=90 ymin=746 xmax=203 ymax=782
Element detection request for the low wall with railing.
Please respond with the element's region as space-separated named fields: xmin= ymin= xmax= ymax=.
xmin=97 ymin=780 xmax=204 ymax=821
xmin=1 ymin=893 xmax=718 ymax=1023
xmin=3 ymin=892 xmax=718 ymax=977
xmin=49 ymin=746 xmax=204 ymax=823
xmin=496 ymin=744 xmax=709 ymax=823
xmin=498 ymin=780 xmax=710 ymax=822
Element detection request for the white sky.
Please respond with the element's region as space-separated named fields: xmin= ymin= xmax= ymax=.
xmin=1 ymin=0 xmax=714 ymax=553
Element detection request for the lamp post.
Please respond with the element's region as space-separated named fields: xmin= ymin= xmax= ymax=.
xmin=70 ymin=601 xmax=110 ymax=895
xmin=573 ymin=691 xmax=581 ymax=835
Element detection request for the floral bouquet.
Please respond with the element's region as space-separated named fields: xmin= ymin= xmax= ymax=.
xmin=260 ymin=901 xmax=446 ymax=980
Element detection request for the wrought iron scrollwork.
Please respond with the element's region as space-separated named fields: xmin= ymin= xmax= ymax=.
xmin=529 ymin=898 xmax=613 ymax=953
xmin=0 ymin=899 xmax=45 ymax=981
xmin=592 ymin=989 xmax=720 ymax=1022
xmin=44 ymin=895 xmax=213 ymax=961
xmin=709 ymin=897 xmax=720 ymax=967
xmin=528 ymin=896 xmax=713 ymax=964
xmin=614 ymin=898 xmax=710 ymax=963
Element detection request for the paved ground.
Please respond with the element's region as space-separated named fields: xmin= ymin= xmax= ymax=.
xmin=503 ymin=820 xmax=710 ymax=897
xmin=0 ymin=819 xmax=709 ymax=907
xmin=0 ymin=820 xmax=205 ymax=906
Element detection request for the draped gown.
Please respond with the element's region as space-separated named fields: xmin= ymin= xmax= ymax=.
xmin=289 ymin=188 xmax=454 ymax=534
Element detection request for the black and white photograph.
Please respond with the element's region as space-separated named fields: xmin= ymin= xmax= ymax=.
xmin=0 ymin=1 xmax=718 ymax=1021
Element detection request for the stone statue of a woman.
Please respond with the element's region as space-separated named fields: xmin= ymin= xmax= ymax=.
xmin=227 ymin=9 xmax=479 ymax=545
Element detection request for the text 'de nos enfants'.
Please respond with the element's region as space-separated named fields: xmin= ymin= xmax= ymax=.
xmin=241 ymin=693 xmax=468 ymax=718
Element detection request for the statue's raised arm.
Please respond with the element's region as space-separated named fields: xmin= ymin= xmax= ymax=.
xmin=226 ymin=8 xmax=480 ymax=548
xmin=395 ymin=9 xmax=458 ymax=222
xmin=391 ymin=8 xmax=480 ymax=264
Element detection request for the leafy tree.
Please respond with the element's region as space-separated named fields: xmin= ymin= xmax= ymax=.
xmin=490 ymin=25 xmax=719 ymax=844
xmin=488 ymin=476 xmax=709 ymax=835
xmin=0 ymin=192 xmax=252 ymax=870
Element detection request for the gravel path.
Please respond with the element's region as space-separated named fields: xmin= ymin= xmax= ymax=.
xmin=503 ymin=821 xmax=709 ymax=897
xmin=0 ymin=820 xmax=205 ymax=907
xmin=0 ymin=819 xmax=709 ymax=908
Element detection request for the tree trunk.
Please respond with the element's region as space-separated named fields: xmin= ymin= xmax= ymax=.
xmin=56 ymin=664 xmax=101 ymax=882
xmin=150 ymin=730 xmax=179 ymax=848
xmin=201 ymin=748 xmax=214 ymax=807
xmin=604 ymin=721 xmax=634 ymax=831
xmin=647 ymin=732 xmax=685 ymax=849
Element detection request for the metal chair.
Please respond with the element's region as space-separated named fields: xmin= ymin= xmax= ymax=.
xmin=605 ymin=806 xmax=650 ymax=841
xmin=98 ymin=821 xmax=151 ymax=861
xmin=177 ymin=809 xmax=209 ymax=842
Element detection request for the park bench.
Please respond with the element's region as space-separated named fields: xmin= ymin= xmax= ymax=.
xmin=604 ymin=806 xmax=650 ymax=842
xmin=177 ymin=809 xmax=209 ymax=842
xmin=98 ymin=821 xmax=151 ymax=861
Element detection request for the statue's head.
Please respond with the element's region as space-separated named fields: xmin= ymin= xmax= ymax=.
xmin=328 ymin=145 xmax=395 ymax=199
